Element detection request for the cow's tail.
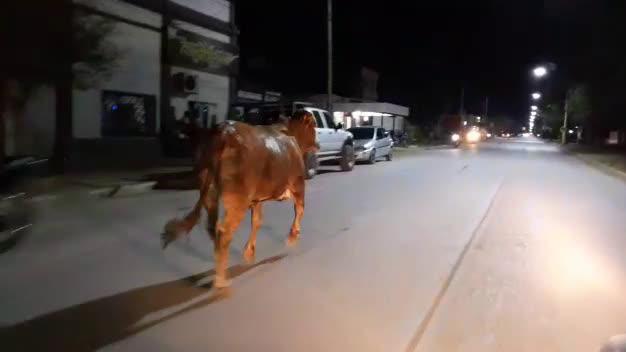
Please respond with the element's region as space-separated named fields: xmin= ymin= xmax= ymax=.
xmin=162 ymin=126 xmax=224 ymax=249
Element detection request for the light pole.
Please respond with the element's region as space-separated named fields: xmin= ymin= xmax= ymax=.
xmin=327 ymin=0 xmax=333 ymax=113
xmin=533 ymin=66 xmax=547 ymax=78
xmin=531 ymin=63 xmax=571 ymax=144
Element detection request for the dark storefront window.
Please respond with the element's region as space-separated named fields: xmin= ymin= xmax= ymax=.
xmin=102 ymin=91 xmax=156 ymax=137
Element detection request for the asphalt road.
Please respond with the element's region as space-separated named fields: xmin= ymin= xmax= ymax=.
xmin=1 ymin=137 xmax=625 ymax=351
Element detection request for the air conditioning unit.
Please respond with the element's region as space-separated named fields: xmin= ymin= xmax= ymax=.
xmin=172 ymin=72 xmax=198 ymax=95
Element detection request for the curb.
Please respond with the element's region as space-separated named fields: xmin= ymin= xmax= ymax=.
xmin=107 ymin=181 xmax=158 ymax=198
xmin=393 ymin=145 xmax=450 ymax=154
xmin=28 ymin=181 xmax=159 ymax=204
xmin=421 ymin=144 xmax=451 ymax=150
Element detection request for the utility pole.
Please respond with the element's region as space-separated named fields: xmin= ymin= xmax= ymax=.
xmin=561 ymin=94 xmax=569 ymax=145
xmin=52 ymin=0 xmax=73 ymax=173
xmin=484 ymin=96 xmax=489 ymax=123
xmin=459 ymin=87 xmax=465 ymax=115
xmin=327 ymin=0 xmax=333 ymax=112
xmin=160 ymin=0 xmax=171 ymax=153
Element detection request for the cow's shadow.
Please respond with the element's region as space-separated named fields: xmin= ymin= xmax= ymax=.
xmin=0 ymin=254 xmax=287 ymax=351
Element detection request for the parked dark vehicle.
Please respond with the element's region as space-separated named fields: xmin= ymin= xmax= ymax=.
xmin=392 ymin=131 xmax=410 ymax=148
xmin=0 ymin=157 xmax=46 ymax=253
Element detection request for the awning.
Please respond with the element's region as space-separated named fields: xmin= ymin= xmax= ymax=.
xmin=332 ymin=102 xmax=409 ymax=117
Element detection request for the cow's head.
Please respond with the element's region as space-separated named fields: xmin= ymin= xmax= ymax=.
xmin=287 ymin=110 xmax=318 ymax=154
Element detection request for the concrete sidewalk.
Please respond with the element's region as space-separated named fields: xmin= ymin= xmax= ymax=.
xmin=24 ymin=166 xmax=193 ymax=202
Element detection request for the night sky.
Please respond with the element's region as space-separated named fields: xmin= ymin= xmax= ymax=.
xmin=236 ymin=0 xmax=610 ymax=124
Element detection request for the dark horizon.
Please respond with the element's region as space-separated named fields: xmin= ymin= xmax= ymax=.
xmin=236 ymin=0 xmax=622 ymax=125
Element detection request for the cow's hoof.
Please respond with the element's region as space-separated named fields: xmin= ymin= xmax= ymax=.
xmin=213 ymin=276 xmax=231 ymax=289
xmin=243 ymin=243 xmax=256 ymax=263
xmin=286 ymin=233 xmax=300 ymax=247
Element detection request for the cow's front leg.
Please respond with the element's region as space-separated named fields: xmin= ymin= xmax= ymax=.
xmin=243 ymin=202 xmax=263 ymax=263
xmin=213 ymin=201 xmax=246 ymax=289
xmin=287 ymin=187 xmax=304 ymax=246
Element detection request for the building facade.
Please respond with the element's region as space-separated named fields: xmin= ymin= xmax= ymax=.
xmin=4 ymin=0 xmax=238 ymax=169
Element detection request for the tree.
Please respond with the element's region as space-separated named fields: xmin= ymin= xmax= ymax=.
xmin=73 ymin=10 xmax=122 ymax=90
xmin=566 ymin=84 xmax=592 ymax=128
xmin=542 ymin=103 xmax=563 ymax=138
xmin=2 ymin=1 xmax=121 ymax=171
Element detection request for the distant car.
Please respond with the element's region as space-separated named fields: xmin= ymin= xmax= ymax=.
xmin=465 ymin=128 xmax=481 ymax=144
xmin=348 ymin=127 xmax=393 ymax=163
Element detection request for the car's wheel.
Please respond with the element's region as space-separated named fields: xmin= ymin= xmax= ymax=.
xmin=304 ymin=152 xmax=318 ymax=179
xmin=367 ymin=149 xmax=376 ymax=164
xmin=339 ymin=144 xmax=355 ymax=171
xmin=386 ymin=151 xmax=393 ymax=161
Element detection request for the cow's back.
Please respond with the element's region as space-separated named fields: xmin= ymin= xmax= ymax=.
xmin=217 ymin=121 xmax=305 ymax=202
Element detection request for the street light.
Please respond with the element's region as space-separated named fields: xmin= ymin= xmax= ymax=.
xmin=531 ymin=105 xmax=538 ymax=111
xmin=532 ymin=92 xmax=542 ymax=100
xmin=533 ymin=66 xmax=547 ymax=78
xmin=531 ymin=111 xmax=537 ymax=116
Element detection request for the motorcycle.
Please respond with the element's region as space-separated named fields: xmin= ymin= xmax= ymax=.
xmin=0 ymin=156 xmax=44 ymax=253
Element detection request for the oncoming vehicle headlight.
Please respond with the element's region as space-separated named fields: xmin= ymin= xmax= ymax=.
xmin=451 ymin=133 xmax=460 ymax=142
xmin=466 ymin=130 xmax=480 ymax=142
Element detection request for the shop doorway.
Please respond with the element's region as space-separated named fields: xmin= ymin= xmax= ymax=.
xmin=188 ymin=101 xmax=217 ymax=128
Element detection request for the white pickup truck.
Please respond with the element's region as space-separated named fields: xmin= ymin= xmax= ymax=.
xmin=301 ymin=106 xmax=355 ymax=179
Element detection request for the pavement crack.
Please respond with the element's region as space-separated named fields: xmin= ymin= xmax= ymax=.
xmin=405 ymin=180 xmax=504 ymax=352
xmin=457 ymin=164 xmax=469 ymax=174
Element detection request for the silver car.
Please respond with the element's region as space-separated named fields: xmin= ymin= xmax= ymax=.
xmin=348 ymin=127 xmax=393 ymax=164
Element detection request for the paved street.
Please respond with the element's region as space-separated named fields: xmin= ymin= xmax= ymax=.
xmin=1 ymin=137 xmax=626 ymax=351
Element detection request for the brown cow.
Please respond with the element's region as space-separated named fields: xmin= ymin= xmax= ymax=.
xmin=162 ymin=110 xmax=317 ymax=288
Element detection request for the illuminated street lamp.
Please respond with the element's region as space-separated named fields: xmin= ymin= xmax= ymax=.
xmin=532 ymin=92 xmax=542 ymax=100
xmin=533 ymin=66 xmax=547 ymax=78
xmin=531 ymin=105 xmax=538 ymax=111
xmin=531 ymin=111 xmax=537 ymax=116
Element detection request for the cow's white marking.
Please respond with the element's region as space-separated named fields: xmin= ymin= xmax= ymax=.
xmin=264 ymin=136 xmax=282 ymax=154
xmin=277 ymin=189 xmax=293 ymax=200
xmin=223 ymin=120 xmax=237 ymax=134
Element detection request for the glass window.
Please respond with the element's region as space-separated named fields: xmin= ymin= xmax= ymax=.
xmin=348 ymin=128 xmax=375 ymax=139
xmin=323 ymin=112 xmax=335 ymax=129
xmin=312 ymin=111 xmax=324 ymax=127
xmin=376 ymin=128 xmax=385 ymax=139
xmin=102 ymin=91 xmax=156 ymax=137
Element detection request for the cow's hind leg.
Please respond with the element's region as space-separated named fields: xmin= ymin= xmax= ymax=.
xmin=213 ymin=197 xmax=247 ymax=289
xmin=243 ymin=202 xmax=263 ymax=263
xmin=287 ymin=185 xmax=305 ymax=246
xmin=203 ymin=186 xmax=219 ymax=241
